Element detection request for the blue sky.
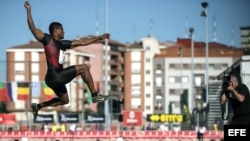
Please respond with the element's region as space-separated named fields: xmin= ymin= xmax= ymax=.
xmin=0 ymin=0 xmax=249 ymax=60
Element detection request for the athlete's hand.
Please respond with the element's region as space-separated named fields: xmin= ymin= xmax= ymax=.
xmin=24 ymin=1 xmax=31 ymax=11
xmin=99 ymin=33 xmax=110 ymax=40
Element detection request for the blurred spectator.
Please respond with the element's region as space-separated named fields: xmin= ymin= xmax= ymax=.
xmin=69 ymin=123 xmax=76 ymax=132
xmin=213 ymin=121 xmax=218 ymax=132
xmin=51 ymin=123 xmax=57 ymax=132
xmin=146 ymin=124 xmax=152 ymax=130
xmin=60 ymin=123 xmax=66 ymax=132
xmin=76 ymin=125 xmax=82 ymax=131
xmin=195 ymin=124 xmax=206 ymax=141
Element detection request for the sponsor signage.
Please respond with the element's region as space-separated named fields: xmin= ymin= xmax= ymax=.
xmin=0 ymin=114 xmax=16 ymax=124
xmin=34 ymin=114 xmax=54 ymax=123
xmin=58 ymin=113 xmax=79 ymax=123
xmin=146 ymin=114 xmax=183 ymax=122
xmin=122 ymin=110 xmax=142 ymax=126
xmin=85 ymin=114 xmax=105 ymax=123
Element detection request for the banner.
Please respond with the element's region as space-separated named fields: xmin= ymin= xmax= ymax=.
xmin=34 ymin=114 xmax=54 ymax=123
xmin=146 ymin=114 xmax=183 ymax=123
xmin=58 ymin=113 xmax=79 ymax=123
xmin=0 ymin=114 xmax=16 ymax=124
xmin=122 ymin=110 xmax=143 ymax=126
xmin=85 ymin=114 xmax=105 ymax=123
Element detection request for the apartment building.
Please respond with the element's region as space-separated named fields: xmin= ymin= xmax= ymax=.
xmin=240 ymin=26 xmax=250 ymax=48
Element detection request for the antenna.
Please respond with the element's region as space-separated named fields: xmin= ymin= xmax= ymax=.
xmin=185 ymin=16 xmax=189 ymax=38
xmin=212 ymin=12 xmax=217 ymax=42
xmin=95 ymin=2 xmax=99 ymax=36
xmin=148 ymin=18 xmax=155 ymax=37
xmin=132 ymin=24 xmax=136 ymax=42
xmin=231 ymin=24 xmax=235 ymax=47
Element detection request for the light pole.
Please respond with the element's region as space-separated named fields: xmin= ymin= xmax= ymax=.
xmin=104 ymin=0 xmax=110 ymax=130
xmin=189 ymin=28 xmax=194 ymax=110
xmin=178 ymin=47 xmax=183 ymax=94
xmin=201 ymin=1 xmax=209 ymax=104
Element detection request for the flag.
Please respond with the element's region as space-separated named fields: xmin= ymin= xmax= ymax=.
xmin=0 ymin=82 xmax=16 ymax=102
xmin=17 ymin=82 xmax=30 ymax=100
xmin=0 ymin=82 xmax=10 ymax=102
xmin=86 ymin=82 xmax=99 ymax=103
xmin=86 ymin=87 xmax=93 ymax=103
xmin=31 ymin=82 xmax=41 ymax=97
xmin=94 ymin=82 xmax=99 ymax=92
xmin=42 ymin=81 xmax=54 ymax=100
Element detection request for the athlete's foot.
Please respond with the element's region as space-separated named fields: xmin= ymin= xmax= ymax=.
xmin=31 ymin=103 xmax=39 ymax=118
xmin=92 ymin=94 xmax=112 ymax=103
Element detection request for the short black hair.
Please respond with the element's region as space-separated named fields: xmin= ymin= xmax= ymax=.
xmin=49 ymin=22 xmax=62 ymax=35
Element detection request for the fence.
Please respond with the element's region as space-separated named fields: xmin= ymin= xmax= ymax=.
xmin=0 ymin=130 xmax=224 ymax=141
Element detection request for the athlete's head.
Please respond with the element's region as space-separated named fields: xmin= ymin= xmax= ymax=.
xmin=49 ymin=22 xmax=64 ymax=39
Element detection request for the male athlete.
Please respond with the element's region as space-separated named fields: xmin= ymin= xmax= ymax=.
xmin=24 ymin=1 xmax=111 ymax=117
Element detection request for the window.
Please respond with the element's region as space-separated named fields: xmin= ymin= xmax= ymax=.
xmin=15 ymin=63 xmax=24 ymax=73
xmin=15 ymin=75 xmax=24 ymax=81
xmin=145 ymin=58 xmax=150 ymax=63
xmin=131 ymin=98 xmax=141 ymax=109
xmin=145 ymin=46 xmax=151 ymax=51
xmin=169 ymin=64 xmax=175 ymax=70
xmin=146 ymin=70 xmax=150 ymax=75
xmin=31 ymin=75 xmax=39 ymax=81
xmin=182 ymin=76 xmax=188 ymax=83
xmin=155 ymin=77 xmax=162 ymax=87
xmin=209 ymin=64 xmax=215 ymax=70
xmin=155 ymin=64 xmax=162 ymax=74
xmin=195 ymin=64 xmax=202 ymax=69
xmin=183 ymin=64 xmax=189 ymax=69
xmin=146 ymin=82 xmax=151 ymax=86
xmin=31 ymin=63 xmax=39 ymax=73
xmin=146 ymin=105 xmax=151 ymax=110
xmin=156 ymin=89 xmax=162 ymax=95
xmin=194 ymin=74 xmax=204 ymax=87
xmin=131 ymin=74 xmax=141 ymax=84
xmin=31 ymin=52 xmax=39 ymax=61
xmin=15 ymin=52 xmax=24 ymax=61
xmin=169 ymin=77 xmax=175 ymax=83
xmin=131 ymin=86 xmax=141 ymax=97
xmin=155 ymin=95 xmax=162 ymax=100
xmin=146 ymin=93 xmax=150 ymax=98
xmin=222 ymin=64 xmax=228 ymax=69
xmin=131 ymin=52 xmax=141 ymax=61
xmin=131 ymin=62 xmax=141 ymax=73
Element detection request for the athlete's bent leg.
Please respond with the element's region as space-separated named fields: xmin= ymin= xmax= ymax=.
xmin=75 ymin=64 xmax=97 ymax=94
xmin=74 ymin=64 xmax=112 ymax=103
xmin=39 ymin=93 xmax=69 ymax=109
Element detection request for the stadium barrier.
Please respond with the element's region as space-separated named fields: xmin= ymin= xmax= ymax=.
xmin=0 ymin=130 xmax=223 ymax=140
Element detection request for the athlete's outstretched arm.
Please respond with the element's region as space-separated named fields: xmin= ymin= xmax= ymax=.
xmin=24 ymin=1 xmax=44 ymax=41
xmin=71 ymin=33 xmax=110 ymax=48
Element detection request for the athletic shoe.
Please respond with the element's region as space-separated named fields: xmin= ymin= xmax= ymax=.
xmin=92 ymin=94 xmax=112 ymax=103
xmin=31 ymin=103 xmax=39 ymax=118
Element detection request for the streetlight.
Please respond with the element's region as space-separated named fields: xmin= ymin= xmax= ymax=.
xmin=178 ymin=47 xmax=183 ymax=94
xmin=104 ymin=0 xmax=111 ymax=130
xmin=189 ymin=27 xmax=194 ymax=110
xmin=201 ymin=1 xmax=209 ymax=104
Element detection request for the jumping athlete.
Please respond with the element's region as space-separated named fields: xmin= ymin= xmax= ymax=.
xmin=24 ymin=1 xmax=111 ymax=118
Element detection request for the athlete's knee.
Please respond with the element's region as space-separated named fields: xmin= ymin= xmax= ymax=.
xmin=81 ymin=64 xmax=90 ymax=71
xmin=60 ymin=94 xmax=69 ymax=104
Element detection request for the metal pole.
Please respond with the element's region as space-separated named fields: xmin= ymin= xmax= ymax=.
xmin=104 ymin=0 xmax=110 ymax=130
xmin=190 ymin=30 xmax=194 ymax=110
xmin=205 ymin=8 xmax=209 ymax=104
